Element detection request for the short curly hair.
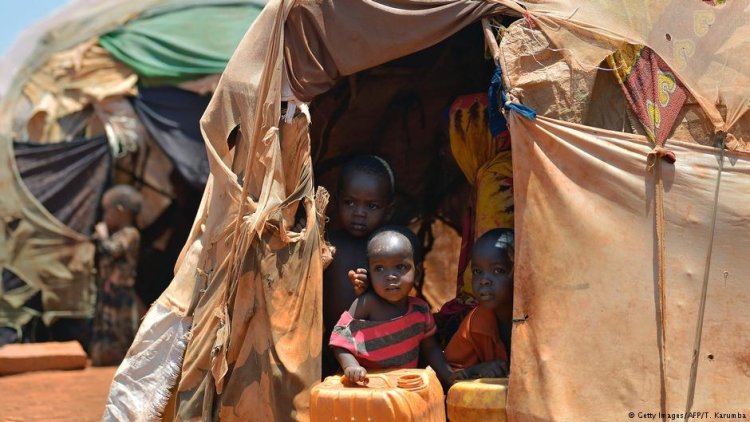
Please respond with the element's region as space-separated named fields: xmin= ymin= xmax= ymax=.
xmin=103 ymin=184 xmax=143 ymax=215
xmin=338 ymin=154 xmax=395 ymax=199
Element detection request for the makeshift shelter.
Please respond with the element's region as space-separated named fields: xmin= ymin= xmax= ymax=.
xmin=0 ymin=1 xmax=266 ymax=342
xmin=102 ymin=0 xmax=749 ymax=421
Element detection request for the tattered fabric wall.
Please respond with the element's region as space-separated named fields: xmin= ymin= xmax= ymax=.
xmin=500 ymin=1 xmax=750 ymax=419
xmin=0 ymin=136 xmax=110 ymax=335
xmin=508 ymin=114 xmax=750 ymax=419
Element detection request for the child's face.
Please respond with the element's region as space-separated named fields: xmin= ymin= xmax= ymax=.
xmin=471 ymin=242 xmax=513 ymax=310
xmin=368 ymin=234 xmax=417 ymax=305
xmin=338 ymin=170 xmax=391 ymax=238
xmin=101 ymin=197 xmax=132 ymax=232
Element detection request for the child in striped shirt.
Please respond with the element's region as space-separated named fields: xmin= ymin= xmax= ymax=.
xmin=330 ymin=226 xmax=453 ymax=384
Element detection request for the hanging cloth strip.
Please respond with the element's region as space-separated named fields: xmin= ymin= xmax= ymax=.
xmin=13 ymin=135 xmax=111 ymax=235
xmin=130 ymin=86 xmax=211 ymax=190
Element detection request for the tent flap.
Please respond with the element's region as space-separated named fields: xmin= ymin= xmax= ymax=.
xmin=507 ymin=113 xmax=750 ymax=420
xmin=284 ymin=0 xmax=516 ymax=101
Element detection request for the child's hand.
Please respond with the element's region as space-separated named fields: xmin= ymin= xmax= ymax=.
xmin=343 ymin=365 xmax=368 ymax=383
xmin=472 ymin=360 xmax=508 ymax=378
xmin=347 ymin=268 xmax=369 ymax=296
xmin=449 ymin=369 xmax=469 ymax=384
xmin=93 ymin=222 xmax=109 ymax=240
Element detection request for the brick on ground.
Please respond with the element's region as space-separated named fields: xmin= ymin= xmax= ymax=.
xmin=0 ymin=341 xmax=87 ymax=375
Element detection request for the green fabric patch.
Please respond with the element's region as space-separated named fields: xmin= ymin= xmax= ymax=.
xmin=99 ymin=4 xmax=262 ymax=85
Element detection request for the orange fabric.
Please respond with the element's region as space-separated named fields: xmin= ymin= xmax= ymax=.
xmin=443 ymin=306 xmax=507 ymax=370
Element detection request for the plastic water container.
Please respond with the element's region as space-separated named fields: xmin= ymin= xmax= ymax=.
xmin=310 ymin=368 xmax=446 ymax=421
xmin=447 ymin=378 xmax=508 ymax=421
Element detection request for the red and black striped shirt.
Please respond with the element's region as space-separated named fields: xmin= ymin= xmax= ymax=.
xmin=329 ymin=297 xmax=436 ymax=369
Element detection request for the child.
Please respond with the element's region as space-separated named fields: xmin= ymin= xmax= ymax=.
xmin=330 ymin=226 xmax=453 ymax=384
xmin=322 ymin=155 xmax=395 ymax=377
xmin=90 ymin=184 xmax=144 ymax=366
xmin=444 ymin=228 xmax=514 ymax=379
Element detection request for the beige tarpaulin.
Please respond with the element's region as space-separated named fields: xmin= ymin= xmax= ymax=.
xmin=22 ymin=39 xmax=137 ymax=142
xmin=508 ymin=113 xmax=750 ymax=420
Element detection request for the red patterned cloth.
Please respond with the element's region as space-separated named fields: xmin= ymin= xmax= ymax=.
xmin=608 ymin=46 xmax=687 ymax=155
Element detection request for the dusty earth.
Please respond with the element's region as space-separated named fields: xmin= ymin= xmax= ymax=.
xmin=0 ymin=365 xmax=116 ymax=421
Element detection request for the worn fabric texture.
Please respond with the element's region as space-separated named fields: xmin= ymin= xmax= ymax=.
xmin=501 ymin=13 xmax=750 ymax=152
xmin=507 ymin=113 xmax=750 ymax=420
xmin=131 ymin=86 xmax=211 ymax=189
xmin=283 ymin=0 xmax=516 ymax=101
xmin=102 ymin=1 xmax=750 ymax=420
xmin=99 ymin=4 xmax=263 ymax=85
xmin=0 ymin=135 xmax=96 ymax=326
xmin=13 ymin=136 xmax=111 ymax=235
xmin=608 ymin=45 xmax=688 ymax=147
xmin=522 ymin=0 xmax=750 ymax=131
xmin=21 ymin=40 xmax=137 ymax=142
xmin=0 ymin=136 xmax=110 ymax=331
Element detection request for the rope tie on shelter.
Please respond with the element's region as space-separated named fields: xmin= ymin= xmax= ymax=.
xmin=647 ymin=142 xmax=674 ymax=419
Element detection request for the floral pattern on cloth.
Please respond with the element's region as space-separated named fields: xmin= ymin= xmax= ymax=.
xmin=607 ymin=45 xmax=687 ymax=150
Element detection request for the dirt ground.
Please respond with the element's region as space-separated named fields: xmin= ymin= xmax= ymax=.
xmin=0 ymin=366 xmax=116 ymax=422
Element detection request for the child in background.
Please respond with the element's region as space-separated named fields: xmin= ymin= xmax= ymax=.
xmin=90 ymin=185 xmax=144 ymax=366
xmin=444 ymin=228 xmax=514 ymax=379
xmin=330 ymin=226 xmax=453 ymax=385
xmin=322 ymin=155 xmax=395 ymax=378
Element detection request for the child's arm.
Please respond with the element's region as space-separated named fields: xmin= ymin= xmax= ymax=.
xmin=420 ymin=335 xmax=455 ymax=386
xmin=333 ymin=347 xmax=368 ymax=383
xmin=95 ymin=227 xmax=137 ymax=259
xmin=454 ymin=360 xmax=508 ymax=380
xmin=332 ymin=295 xmax=373 ymax=383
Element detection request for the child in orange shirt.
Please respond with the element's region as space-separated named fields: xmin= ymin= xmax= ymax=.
xmin=444 ymin=228 xmax=514 ymax=379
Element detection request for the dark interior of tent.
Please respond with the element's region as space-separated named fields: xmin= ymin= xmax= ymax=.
xmin=5 ymin=18 xmax=518 ymax=354
xmin=309 ymin=21 xmax=512 ymax=307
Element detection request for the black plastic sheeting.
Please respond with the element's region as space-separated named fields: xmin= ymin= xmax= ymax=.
xmin=3 ymin=136 xmax=111 ymax=344
xmin=13 ymin=135 xmax=112 ymax=235
xmin=131 ymin=86 xmax=210 ymax=189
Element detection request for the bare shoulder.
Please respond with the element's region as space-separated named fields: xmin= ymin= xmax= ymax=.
xmin=349 ymin=291 xmax=379 ymax=319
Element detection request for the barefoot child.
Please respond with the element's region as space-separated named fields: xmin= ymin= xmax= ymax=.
xmin=322 ymin=155 xmax=395 ymax=377
xmin=90 ymin=185 xmax=144 ymax=366
xmin=330 ymin=226 xmax=453 ymax=384
xmin=444 ymin=228 xmax=514 ymax=379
